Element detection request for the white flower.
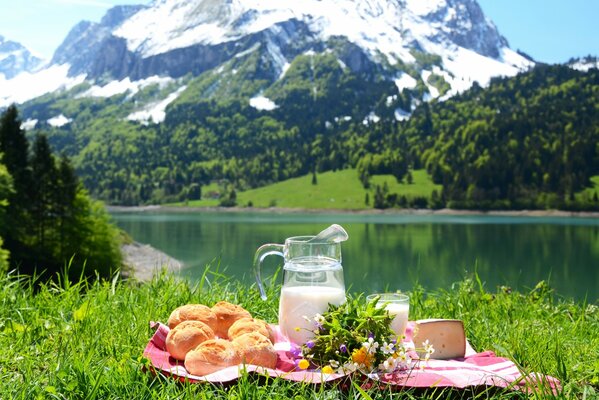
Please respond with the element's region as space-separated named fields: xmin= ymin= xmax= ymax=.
xmin=342 ymin=362 xmax=358 ymax=373
xmin=423 ymin=339 xmax=435 ymax=355
xmin=397 ymin=349 xmax=408 ymax=363
xmin=381 ymin=341 xmax=395 ymax=355
xmin=381 ymin=356 xmax=398 ymax=372
xmin=314 ymin=313 xmax=326 ymax=325
xmin=362 ymin=337 xmax=379 ymax=354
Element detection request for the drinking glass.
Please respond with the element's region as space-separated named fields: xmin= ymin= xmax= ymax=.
xmin=367 ymin=293 xmax=410 ymax=338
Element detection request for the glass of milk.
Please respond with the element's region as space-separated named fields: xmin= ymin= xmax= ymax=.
xmin=367 ymin=293 xmax=410 ymax=338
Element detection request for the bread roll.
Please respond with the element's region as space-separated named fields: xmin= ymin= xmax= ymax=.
xmin=228 ymin=317 xmax=274 ymax=342
xmin=211 ymin=301 xmax=252 ymax=338
xmin=184 ymin=338 xmax=242 ymax=376
xmin=167 ymin=304 xmax=217 ymax=330
xmin=233 ymin=332 xmax=277 ymax=369
xmin=166 ymin=320 xmax=215 ymax=361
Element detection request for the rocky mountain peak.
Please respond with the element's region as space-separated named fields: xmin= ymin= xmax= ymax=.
xmin=0 ymin=35 xmax=44 ymax=79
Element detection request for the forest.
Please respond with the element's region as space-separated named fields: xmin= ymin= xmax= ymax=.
xmin=21 ymin=63 xmax=599 ymax=210
xmin=0 ymin=105 xmax=122 ymax=279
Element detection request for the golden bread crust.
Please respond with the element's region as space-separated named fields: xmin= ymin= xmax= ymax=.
xmin=184 ymin=338 xmax=241 ymax=376
xmin=233 ymin=332 xmax=277 ymax=369
xmin=228 ymin=317 xmax=274 ymax=342
xmin=167 ymin=304 xmax=217 ymax=330
xmin=166 ymin=320 xmax=215 ymax=361
xmin=211 ymin=301 xmax=252 ymax=338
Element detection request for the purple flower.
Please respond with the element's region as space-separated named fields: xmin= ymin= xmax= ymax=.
xmin=306 ymin=340 xmax=315 ymax=349
xmin=289 ymin=344 xmax=302 ymax=358
xmin=339 ymin=344 xmax=348 ymax=353
xmin=368 ymin=332 xmax=374 ymax=339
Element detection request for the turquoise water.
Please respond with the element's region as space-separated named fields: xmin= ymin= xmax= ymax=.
xmin=112 ymin=211 xmax=599 ymax=301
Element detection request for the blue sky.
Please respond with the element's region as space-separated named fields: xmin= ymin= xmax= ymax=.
xmin=2 ymin=0 xmax=598 ymax=63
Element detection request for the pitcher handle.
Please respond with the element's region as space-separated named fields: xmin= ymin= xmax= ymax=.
xmin=253 ymin=243 xmax=284 ymax=300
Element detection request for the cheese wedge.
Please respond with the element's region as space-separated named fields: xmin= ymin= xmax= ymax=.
xmin=412 ymin=319 xmax=466 ymax=360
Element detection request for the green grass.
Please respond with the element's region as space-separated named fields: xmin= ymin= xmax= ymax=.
xmin=174 ymin=169 xmax=441 ymax=209
xmin=1 ymin=267 xmax=597 ymax=399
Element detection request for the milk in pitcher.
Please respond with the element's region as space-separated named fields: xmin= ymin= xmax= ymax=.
xmin=279 ymin=285 xmax=346 ymax=345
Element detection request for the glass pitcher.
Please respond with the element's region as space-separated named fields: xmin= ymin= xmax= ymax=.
xmin=253 ymin=236 xmax=346 ymax=345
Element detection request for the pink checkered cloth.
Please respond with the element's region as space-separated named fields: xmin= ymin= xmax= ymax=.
xmin=143 ymin=321 xmax=560 ymax=393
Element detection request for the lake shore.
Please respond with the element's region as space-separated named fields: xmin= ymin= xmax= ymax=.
xmin=121 ymin=241 xmax=183 ymax=281
xmin=108 ymin=204 xmax=599 ymax=218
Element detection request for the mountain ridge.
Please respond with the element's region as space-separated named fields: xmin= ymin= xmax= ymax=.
xmin=0 ymin=35 xmax=44 ymax=80
xmin=1 ymin=0 xmax=533 ymax=110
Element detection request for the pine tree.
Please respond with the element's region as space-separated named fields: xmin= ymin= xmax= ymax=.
xmin=0 ymin=105 xmax=33 ymax=266
xmin=30 ymin=134 xmax=58 ymax=254
xmin=56 ymin=155 xmax=78 ymax=261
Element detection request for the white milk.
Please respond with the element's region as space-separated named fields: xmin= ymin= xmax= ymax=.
xmin=384 ymin=302 xmax=410 ymax=337
xmin=279 ymin=286 xmax=346 ymax=345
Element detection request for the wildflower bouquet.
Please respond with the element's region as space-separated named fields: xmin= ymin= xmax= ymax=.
xmin=297 ymin=294 xmax=434 ymax=375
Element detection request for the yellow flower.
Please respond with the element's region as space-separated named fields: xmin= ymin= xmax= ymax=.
xmin=294 ymin=327 xmax=301 ymax=332
xmin=351 ymin=347 xmax=371 ymax=367
xmin=322 ymin=365 xmax=334 ymax=374
xmin=298 ymin=359 xmax=310 ymax=370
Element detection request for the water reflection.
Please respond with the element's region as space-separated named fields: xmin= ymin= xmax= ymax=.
xmin=112 ymin=211 xmax=599 ymax=301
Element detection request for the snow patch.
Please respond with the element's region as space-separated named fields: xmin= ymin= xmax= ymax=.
xmin=394 ymin=108 xmax=410 ymax=121
xmin=47 ymin=114 xmax=72 ymax=127
xmin=362 ymin=111 xmax=380 ymax=125
xmin=21 ymin=118 xmax=38 ymax=130
xmin=0 ymin=64 xmax=85 ymax=107
xmin=249 ymin=95 xmax=278 ymax=111
xmin=570 ymin=60 xmax=599 ymax=72
xmin=126 ymin=85 xmax=187 ymax=124
xmin=394 ymin=73 xmax=418 ymax=92
xmin=79 ymin=76 xmax=174 ymax=98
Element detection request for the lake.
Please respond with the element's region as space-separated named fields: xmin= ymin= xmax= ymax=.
xmin=111 ymin=210 xmax=599 ymax=301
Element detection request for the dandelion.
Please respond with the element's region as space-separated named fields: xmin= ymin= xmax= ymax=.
xmin=352 ymin=347 xmax=371 ymax=367
xmin=381 ymin=341 xmax=395 ymax=355
xmin=298 ymin=359 xmax=310 ymax=370
xmin=362 ymin=337 xmax=379 ymax=355
xmin=322 ymin=365 xmax=334 ymax=374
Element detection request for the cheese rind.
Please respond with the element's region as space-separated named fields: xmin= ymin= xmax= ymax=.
xmin=412 ymin=319 xmax=466 ymax=360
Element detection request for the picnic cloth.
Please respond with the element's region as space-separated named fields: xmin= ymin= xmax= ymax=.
xmin=143 ymin=321 xmax=560 ymax=393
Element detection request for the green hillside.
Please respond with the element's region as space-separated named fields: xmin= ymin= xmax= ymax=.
xmin=175 ymin=168 xmax=441 ymax=210
xmin=19 ymin=63 xmax=599 ymax=211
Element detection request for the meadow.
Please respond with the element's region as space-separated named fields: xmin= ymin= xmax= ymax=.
xmin=176 ymin=168 xmax=441 ymax=209
xmin=1 ymin=266 xmax=597 ymax=399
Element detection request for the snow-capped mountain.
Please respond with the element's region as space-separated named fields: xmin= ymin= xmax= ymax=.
xmin=0 ymin=35 xmax=44 ymax=79
xmin=2 ymin=0 xmax=534 ymax=116
xmin=568 ymin=56 xmax=599 ymax=72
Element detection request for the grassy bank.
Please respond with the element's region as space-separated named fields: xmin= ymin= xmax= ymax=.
xmin=174 ymin=168 xmax=441 ymax=209
xmin=1 ymin=269 xmax=597 ymax=399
